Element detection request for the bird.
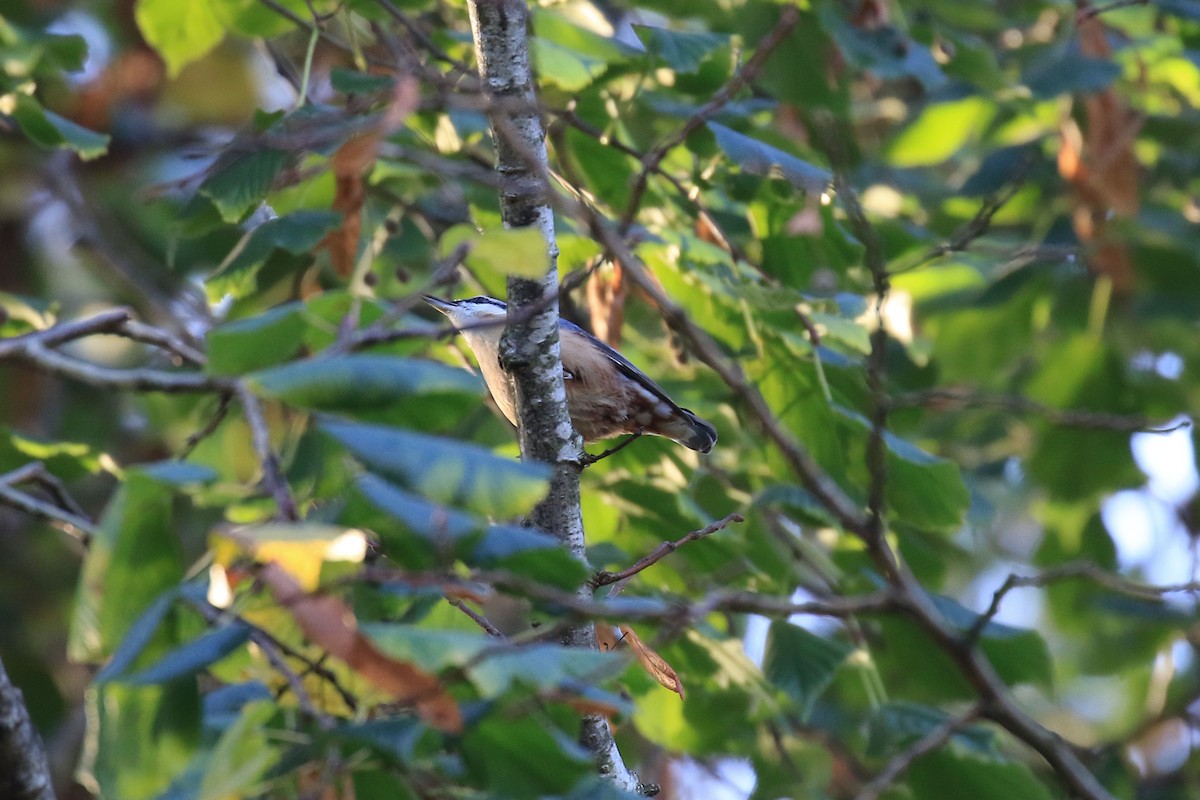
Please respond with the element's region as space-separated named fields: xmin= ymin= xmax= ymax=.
xmin=424 ymin=295 xmax=717 ymax=454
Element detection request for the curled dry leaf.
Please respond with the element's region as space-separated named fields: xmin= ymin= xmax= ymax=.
xmin=618 ymin=624 xmax=685 ymax=699
xmin=259 ymin=562 xmax=463 ymax=733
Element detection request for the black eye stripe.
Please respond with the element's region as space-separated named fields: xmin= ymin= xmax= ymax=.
xmin=463 ymin=296 xmax=506 ymax=308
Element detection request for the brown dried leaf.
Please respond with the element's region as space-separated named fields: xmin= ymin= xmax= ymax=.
xmin=259 ymin=562 xmax=462 ymax=732
xmin=321 ymin=77 xmax=420 ymax=277
xmin=619 ymin=624 xmax=684 ymax=698
xmin=1058 ymin=14 xmax=1140 ymax=295
xmin=586 ymin=262 xmax=627 ymax=347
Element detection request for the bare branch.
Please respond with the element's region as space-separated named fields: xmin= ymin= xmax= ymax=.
xmin=0 ymin=482 xmax=96 ymax=544
xmin=118 ymin=320 xmax=207 ymax=366
xmin=891 ymin=388 xmax=1189 ymax=434
xmin=449 ymin=599 xmax=504 ymax=638
xmin=361 ymin=567 xmax=897 ymax=623
xmin=236 ymin=386 xmax=300 ymax=522
xmin=967 ymin=563 xmax=1200 ymax=646
xmin=855 ymin=705 xmax=983 ymax=800
xmin=0 ymin=462 xmax=88 ymax=519
xmin=179 ymin=393 xmax=235 ymax=460
xmin=592 ymin=513 xmax=745 ymax=588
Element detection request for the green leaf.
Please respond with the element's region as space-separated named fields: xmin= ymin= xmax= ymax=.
xmin=1024 ymin=54 xmax=1121 ymax=99
xmin=330 ymin=67 xmax=396 ymax=95
xmin=207 ymin=211 xmax=339 ymax=300
xmin=867 ymin=702 xmax=996 ymax=759
xmin=94 ymin=589 xmax=182 ymax=684
xmin=908 ymin=749 xmax=1055 ymax=800
xmin=83 ymin=682 xmax=200 ymax=800
xmin=199 ymin=148 xmax=290 ymax=223
xmin=440 ymin=224 xmax=549 ymax=295
xmin=1025 ymin=337 xmax=1142 ymax=499
xmin=70 ymin=471 xmax=183 ymax=662
xmin=818 ymin=3 xmax=945 ymax=90
xmin=353 ymin=473 xmax=479 ymax=541
xmin=708 ymin=122 xmax=832 ymax=193
xmin=140 ymin=461 xmax=218 ymax=487
xmin=468 ymin=644 xmax=622 ymax=696
xmin=927 ymin=593 xmax=1054 ymax=689
xmin=211 ymin=0 xmax=310 ymax=38
xmin=124 ymin=623 xmax=251 ymax=686
xmin=472 ymin=524 xmax=590 ymax=589
xmin=206 ymin=303 xmax=307 ymax=376
xmin=882 ymin=429 xmax=971 ymax=534
xmin=532 ymin=38 xmax=609 ymax=92
xmin=11 ymin=95 xmax=110 ymax=160
xmin=763 ymin=621 xmax=851 ymax=719
xmin=135 ymin=0 xmax=225 ymax=78
xmin=322 ymin=419 xmax=552 ymax=519
xmin=247 ymin=355 xmax=482 ymax=416
xmin=362 ymin=625 xmax=493 ymax=672
xmin=634 ymin=26 xmax=729 ymax=73
xmin=462 ymin=713 xmax=591 ymax=796
xmin=198 ymin=701 xmax=281 ymax=800
xmin=887 ymin=96 xmax=996 ymax=167
xmin=529 ymin=8 xmax=634 ymax=91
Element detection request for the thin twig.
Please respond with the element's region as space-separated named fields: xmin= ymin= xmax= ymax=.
xmin=236 ymin=386 xmax=300 ymax=521
xmin=449 ymin=599 xmax=504 ymax=638
xmin=0 ymin=462 xmax=88 ymax=519
xmin=621 ymin=6 xmax=801 ymax=226
xmin=179 ymin=392 xmax=235 ymax=460
xmin=579 ymin=429 xmax=645 ymax=467
xmin=966 ymin=563 xmax=1200 ymax=646
xmin=592 ymin=513 xmax=744 ymax=588
xmin=891 ymin=388 xmax=1189 ymax=434
xmin=0 ymin=484 xmax=95 ymax=543
xmin=118 ymin=320 xmax=208 ymax=366
xmin=191 ymin=598 xmax=359 ymax=715
xmin=360 ymin=566 xmax=896 ymax=622
xmin=855 ymin=704 xmax=983 ymax=800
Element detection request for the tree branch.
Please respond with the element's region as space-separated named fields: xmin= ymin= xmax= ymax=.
xmin=236 ymin=386 xmax=300 ymax=522
xmin=855 ymin=705 xmax=983 ymax=800
xmin=621 ymin=6 xmax=801 ymax=226
xmin=592 ymin=513 xmax=744 ymax=588
xmin=0 ymin=656 xmax=55 ymax=800
xmin=465 ymin=0 xmax=634 ymax=789
xmin=891 ymin=388 xmax=1189 ymax=434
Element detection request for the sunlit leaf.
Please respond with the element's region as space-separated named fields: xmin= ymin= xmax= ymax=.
xmin=887 ymin=96 xmax=995 ymax=167
xmin=134 ymin=0 xmax=225 ymax=77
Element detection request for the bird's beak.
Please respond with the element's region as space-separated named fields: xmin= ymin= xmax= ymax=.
xmin=423 ymin=295 xmax=454 ymax=315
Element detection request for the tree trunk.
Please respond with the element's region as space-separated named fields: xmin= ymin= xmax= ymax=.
xmin=0 ymin=656 xmax=56 ymax=800
xmin=466 ymin=0 xmax=638 ymax=791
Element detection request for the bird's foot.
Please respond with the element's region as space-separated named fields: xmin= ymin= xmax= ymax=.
xmin=579 ymin=429 xmax=645 ymax=467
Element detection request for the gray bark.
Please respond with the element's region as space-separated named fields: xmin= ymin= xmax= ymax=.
xmin=0 ymin=656 xmax=56 ymax=800
xmin=466 ymin=0 xmax=638 ymax=791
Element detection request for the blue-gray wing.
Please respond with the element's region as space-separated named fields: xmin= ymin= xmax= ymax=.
xmin=559 ymin=318 xmax=683 ymax=411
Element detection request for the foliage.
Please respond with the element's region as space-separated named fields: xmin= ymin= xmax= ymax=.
xmin=1 ymin=0 xmax=1199 ymax=798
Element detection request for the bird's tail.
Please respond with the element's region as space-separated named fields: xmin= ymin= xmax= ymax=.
xmin=657 ymin=408 xmax=718 ymax=453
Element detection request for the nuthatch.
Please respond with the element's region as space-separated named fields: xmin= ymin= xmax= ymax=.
xmin=424 ymin=295 xmax=717 ymax=453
